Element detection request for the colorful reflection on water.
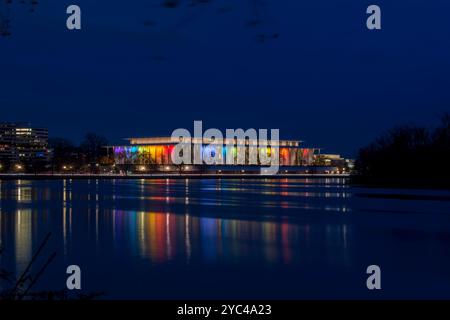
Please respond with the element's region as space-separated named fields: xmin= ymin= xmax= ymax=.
xmin=104 ymin=210 xmax=349 ymax=266
xmin=1 ymin=178 xmax=450 ymax=298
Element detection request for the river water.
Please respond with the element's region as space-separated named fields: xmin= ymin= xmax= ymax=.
xmin=1 ymin=178 xmax=450 ymax=299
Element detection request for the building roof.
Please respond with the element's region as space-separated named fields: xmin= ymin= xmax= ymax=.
xmin=124 ymin=136 xmax=301 ymax=147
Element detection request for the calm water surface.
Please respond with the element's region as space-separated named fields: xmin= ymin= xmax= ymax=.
xmin=1 ymin=178 xmax=450 ymax=299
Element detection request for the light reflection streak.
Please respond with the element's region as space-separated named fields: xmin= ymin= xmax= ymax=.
xmin=63 ymin=205 xmax=67 ymax=255
xmin=15 ymin=209 xmax=32 ymax=275
xmin=166 ymin=213 xmax=171 ymax=259
xmin=185 ymin=214 xmax=191 ymax=263
xmin=16 ymin=180 xmax=32 ymax=203
xmin=96 ymin=206 xmax=99 ymax=246
xmin=0 ymin=207 xmax=2 ymax=249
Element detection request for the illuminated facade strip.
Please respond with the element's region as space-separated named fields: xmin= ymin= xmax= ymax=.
xmin=108 ymin=137 xmax=318 ymax=166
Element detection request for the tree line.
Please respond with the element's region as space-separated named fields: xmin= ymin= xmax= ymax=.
xmin=49 ymin=133 xmax=112 ymax=173
xmin=355 ymin=113 xmax=450 ymax=188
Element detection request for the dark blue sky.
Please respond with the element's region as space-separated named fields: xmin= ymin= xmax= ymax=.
xmin=1 ymin=0 xmax=450 ymax=157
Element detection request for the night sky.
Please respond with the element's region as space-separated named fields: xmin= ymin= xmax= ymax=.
xmin=1 ymin=0 xmax=450 ymax=157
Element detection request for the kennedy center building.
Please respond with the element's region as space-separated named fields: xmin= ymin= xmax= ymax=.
xmin=107 ymin=136 xmax=319 ymax=172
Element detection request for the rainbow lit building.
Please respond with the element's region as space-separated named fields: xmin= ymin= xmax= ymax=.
xmin=107 ymin=137 xmax=319 ymax=172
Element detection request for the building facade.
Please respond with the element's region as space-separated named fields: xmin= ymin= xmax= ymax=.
xmin=0 ymin=123 xmax=50 ymax=166
xmin=107 ymin=137 xmax=318 ymax=171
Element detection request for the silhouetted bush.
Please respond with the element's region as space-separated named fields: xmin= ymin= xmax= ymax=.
xmin=355 ymin=113 xmax=450 ymax=188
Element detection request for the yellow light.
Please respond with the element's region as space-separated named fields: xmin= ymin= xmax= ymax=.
xmin=165 ymin=166 xmax=170 ymax=170
xmin=63 ymin=165 xmax=67 ymax=170
xmin=139 ymin=166 xmax=146 ymax=171
xmin=184 ymin=166 xmax=190 ymax=170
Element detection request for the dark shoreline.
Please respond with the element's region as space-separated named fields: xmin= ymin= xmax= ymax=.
xmin=351 ymin=175 xmax=450 ymax=190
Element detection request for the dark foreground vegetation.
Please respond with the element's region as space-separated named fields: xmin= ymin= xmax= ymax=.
xmin=354 ymin=113 xmax=450 ymax=188
xmin=0 ymin=233 xmax=103 ymax=300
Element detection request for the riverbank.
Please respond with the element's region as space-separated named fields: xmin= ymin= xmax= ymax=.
xmin=0 ymin=173 xmax=350 ymax=180
xmin=351 ymin=175 xmax=450 ymax=189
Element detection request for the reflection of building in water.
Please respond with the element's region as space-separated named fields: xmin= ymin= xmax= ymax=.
xmin=0 ymin=205 xmax=2 ymax=258
xmin=15 ymin=209 xmax=33 ymax=274
xmin=127 ymin=211 xmax=306 ymax=265
xmin=62 ymin=179 xmax=73 ymax=255
xmin=139 ymin=212 xmax=177 ymax=263
xmin=16 ymin=179 xmax=32 ymax=203
xmin=94 ymin=209 xmax=352 ymax=267
xmin=323 ymin=224 xmax=352 ymax=267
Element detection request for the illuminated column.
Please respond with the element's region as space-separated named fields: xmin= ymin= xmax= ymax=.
xmin=290 ymin=148 xmax=297 ymax=166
